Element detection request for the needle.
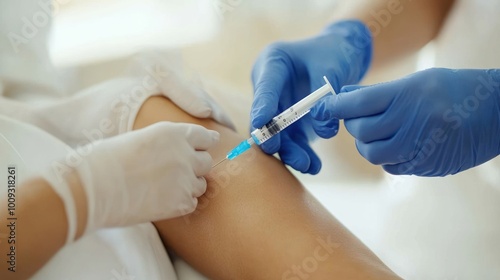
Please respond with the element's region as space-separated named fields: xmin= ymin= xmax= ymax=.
xmin=212 ymin=158 xmax=227 ymax=169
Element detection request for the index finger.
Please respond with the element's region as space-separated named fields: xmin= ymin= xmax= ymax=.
xmin=250 ymin=52 xmax=290 ymax=128
xmin=185 ymin=124 xmax=220 ymax=150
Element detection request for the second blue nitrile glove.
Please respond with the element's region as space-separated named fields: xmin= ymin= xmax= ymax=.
xmin=250 ymin=20 xmax=372 ymax=174
xmin=311 ymin=68 xmax=500 ymax=176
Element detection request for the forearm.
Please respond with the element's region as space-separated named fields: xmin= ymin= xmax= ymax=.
xmin=135 ymin=97 xmax=400 ymax=279
xmin=0 ymin=172 xmax=87 ymax=279
xmin=334 ymin=0 xmax=455 ymax=70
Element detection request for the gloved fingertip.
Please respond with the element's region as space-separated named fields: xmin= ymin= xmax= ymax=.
xmin=279 ymin=143 xmax=310 ymax=173
xmin=290 ymin=138 xmax=321 ymax=174
xmin=251 ymin=92 xmax=278 ymax=128
xmin=191 ymin=197 xmax=199 ymax=209
xmin=210 ymin=131 xmax=220 ymax=142
xmin=251 ymin=116 xmax=266 ymax=130
xmin=312 ymin=118 xmax=339 ymax=139
xmin=302 ymin=147 xmax=321 ymax=175
xmin=284 ymin=154 xmax=310 ymax=173
xmin=314 ymin=128 xmax=339 ymax=139
xmin=382 ymin=164 xmax=403 ymax=175
xmin=260 ymin=136 xmax=280 ymax=154
xmin=197 ymin=104 xmax=213 ymax=118
xmin=307 ymin=158 xmax=322 ymax=175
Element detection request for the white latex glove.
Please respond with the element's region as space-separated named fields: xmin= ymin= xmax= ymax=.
xmin=43 ymin=121 xmax=219 ymax=242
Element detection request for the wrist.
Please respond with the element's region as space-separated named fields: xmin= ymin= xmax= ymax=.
xmin=41 ymin=165 xmax=88 ymax=243
xmin=323 ymin=19 xmax=373 ymax=82
xmin=63 ymin=169 xmax=88 ymax=240
xmin=486 ymin=69 xmax=500 ymax=98
xmin=75 ymin=147 xmax=130 ymax=232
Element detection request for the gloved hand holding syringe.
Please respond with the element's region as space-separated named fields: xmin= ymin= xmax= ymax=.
xmin=213 ymin=76 xmax=335 ymax=168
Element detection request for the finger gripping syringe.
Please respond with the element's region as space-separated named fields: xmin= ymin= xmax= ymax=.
xmin=212 ymin=76 xmax=335 ymax=168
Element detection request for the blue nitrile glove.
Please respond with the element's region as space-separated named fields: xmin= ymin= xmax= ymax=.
xmin=250 ymin=20 xmax=372 ymax=174
xmin=311 ymin=68 xmax=500 ymax=176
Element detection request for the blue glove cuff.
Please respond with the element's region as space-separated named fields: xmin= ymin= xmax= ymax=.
xmin=322 ymin=20 xmax=373 ymax=82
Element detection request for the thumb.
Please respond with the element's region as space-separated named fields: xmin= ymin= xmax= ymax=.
xmin=311 ymin=83 xmax=393 ymax=120
xmin=184 ymin=124 xmax=220 ymax=150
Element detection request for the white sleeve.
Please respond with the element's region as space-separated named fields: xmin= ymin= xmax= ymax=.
xmin=34 ymin=77 xmax=159 ymax=148
xmin=32 ymin=52 xmax=235 ymax=148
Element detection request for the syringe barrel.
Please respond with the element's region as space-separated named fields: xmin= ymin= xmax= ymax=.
xmin=251 ymin=76 xmax=335 ymax=145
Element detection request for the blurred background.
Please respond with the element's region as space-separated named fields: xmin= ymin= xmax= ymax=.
xmin=48 ymin=0 xmax=424 ymax=181
xmin=47 ymin=1 xmax=430 ymax=277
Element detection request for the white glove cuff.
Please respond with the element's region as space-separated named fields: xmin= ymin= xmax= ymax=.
xmin=40 ymin=169 xmax=78 ymax=244
xmin=74 ymin=158 xmax=98 ymax=235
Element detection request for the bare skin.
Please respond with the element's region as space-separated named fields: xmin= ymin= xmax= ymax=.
xmin=0 ymin=171 xmax=87 ymax=279
xmin=335 ymin=0 xmax=455 ymax=70
xmin=136 ymin=96 xmax=401 ymax=280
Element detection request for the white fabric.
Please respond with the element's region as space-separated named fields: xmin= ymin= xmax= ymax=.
xmin=0 ymin=0 xmax=63 ymax=102
xmin=33 ymin=77 xmax=162 ymax=148
xmin=130 ymin=52 xmax=235 ymax=130
xmin=0 ymin=116 xmax=178 ymax=280
xmin=0 ymin=63 xmax=233 ymax=149
xmin=34 ymin=52 xmax=235 ymax=149
xmin=376 ymin=1 xmax=500 ymax=279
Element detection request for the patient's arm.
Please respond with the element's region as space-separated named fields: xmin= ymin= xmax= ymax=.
xmin=134 ymin=96 xmax=400 ymax=279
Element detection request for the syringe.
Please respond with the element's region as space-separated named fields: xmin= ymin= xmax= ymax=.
xmin=212 ymin=76 xmax=335 ymax=168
